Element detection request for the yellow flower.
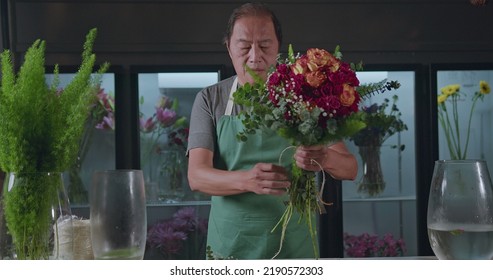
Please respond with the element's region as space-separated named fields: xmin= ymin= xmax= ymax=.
xmin=438 ymin=81 xmax=491 ymax=160
xmin=437 ymin=94 xmax=447 ymax=104
xmin=440 ymin=84 xmax=460 ymax=96
xmin=480 ymin=80 xmax=491 ymax=94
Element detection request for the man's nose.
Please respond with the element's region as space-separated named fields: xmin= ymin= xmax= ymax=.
xmin=248 ymin=45 xmax=261 ymax=64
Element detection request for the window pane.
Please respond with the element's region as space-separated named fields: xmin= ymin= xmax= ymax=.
xmin=436 ymin=70 xmax=493 ymax=170
xmin=45 ymin=73 xmax=116 ymax=205
xmin=138 ymin=72 xmax=219 ymax=204
xmin=342 ymin=71 xmax=417 ymax=257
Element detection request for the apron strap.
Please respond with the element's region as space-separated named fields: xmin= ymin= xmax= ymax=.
xmin=225 ymin=77 xmax=238 ymax=116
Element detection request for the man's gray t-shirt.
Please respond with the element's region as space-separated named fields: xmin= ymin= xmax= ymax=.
xmin=187 ymin=76 xmax=243 ymax=154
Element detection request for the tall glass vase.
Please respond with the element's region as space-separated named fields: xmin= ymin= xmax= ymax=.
xmin=357 ymin=145 xmax=386 ymax=198
xmin=157 ymin=148 xmax=187 ymax=203
xmin=66 ymin=159 xmax=88 ymax=205
xmin=427 ymin=160 xmax=493 ymax=259
xmin=2 ymin=172 xmax=73 ymax=259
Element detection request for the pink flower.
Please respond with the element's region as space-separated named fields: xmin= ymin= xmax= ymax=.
xmin=343 ymin=232 xmax=406 ymax=257
xmin=156 ymin=95 xmax=173 ymax=109
xmin=156 ymin=108 xmax=177 ymax=127
xmin=93 ymin=88 xmax=115 ymax=131
xmin=140 ymin=117 xmax=156 ymax=133
xmin=95 ymin=113 xmax=115 ymax=130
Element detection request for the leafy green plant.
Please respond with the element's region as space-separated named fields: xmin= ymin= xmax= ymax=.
xmin=350 ymin=95 xmax=408 ymax=149
xmin=0 ymin=28 xmax=109 ymax=172
xmin=0 ymin=28 xmax=109 ymax=259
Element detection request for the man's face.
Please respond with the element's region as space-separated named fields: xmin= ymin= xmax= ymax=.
xmin=227 ymin=16 xmax=279 ymax=85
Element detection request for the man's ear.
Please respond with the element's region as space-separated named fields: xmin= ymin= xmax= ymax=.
xmin=226 ymin=42 xmax=233 ymax=60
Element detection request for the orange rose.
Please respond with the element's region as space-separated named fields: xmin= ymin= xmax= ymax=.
xmin=306 ymin=71 xmax=326 ymax=88
xmin=340 ymin=84 xmax=356 ymax=106
xmin=307 ymin=48 xmax=331 ymax=68
xmin=291 ymin=57 xmax=308 ymax=75
xmin=327 ymin=55 xmax=340 ymax=72
xmin=307 ymin=61 xmax=319 ymax=72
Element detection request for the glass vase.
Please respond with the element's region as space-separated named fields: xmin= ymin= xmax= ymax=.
xmin=66 ymin=159 xmax=88 ymax=205
xmin=427 ymin=160 xmax=493 ymax=259
xmin=357 ymin=145 xmax=386 ymax=198
xmin=157 ymin=149 xmax=187 ymax=203
xmin=2 ymin=172 xmax=73 ymax=260
xmin=90 ymin=169 xmax=147 ymax=260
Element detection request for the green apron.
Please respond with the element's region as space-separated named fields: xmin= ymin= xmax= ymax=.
xmin=206 ymin=78 xmax=317 ymax=259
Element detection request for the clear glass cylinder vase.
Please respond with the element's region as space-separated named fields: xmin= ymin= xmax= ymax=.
xmin=427 ymin=160 xmax=493 ymax=259
xmin=2 ymin=172 xmax=73 ymax=260
xmin=357 ymin=145 xmax=386 ymax=197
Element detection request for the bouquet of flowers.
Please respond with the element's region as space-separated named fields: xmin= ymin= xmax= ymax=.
xmin=233 ymin=45 xmax=400 ymax=258
xmin=343 ymin=232 xmax=406 ymax=257
xmin=351 ymin=95 xmax=407 ymax=148
xmin=350 ymin=95 xmax=407 ymax=197
xmin=437 ymin=81 xmax=490 ymax=160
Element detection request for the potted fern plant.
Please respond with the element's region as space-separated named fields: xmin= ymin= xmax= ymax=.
xmin=0 ymin=28 xmax=109 ymax=259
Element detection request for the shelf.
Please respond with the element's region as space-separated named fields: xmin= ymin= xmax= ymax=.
xmin=71 ymin=200 xmax=211 ymax=209
xmin=146 ymin=200 xmax=211 ymax=207
xmin=343 ymin=195 xmax=416 ymax=203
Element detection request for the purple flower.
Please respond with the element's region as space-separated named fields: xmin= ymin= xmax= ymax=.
xmin=147 ymin=221 xmax=187 ymax=257
xmin=156 ymin=108 xmax=177 ymax=127
xmin=343 ymin=232 xmax=406 ymax=258
xmin=95 ymin=114 xmax=115 ymax=130
xmin=146 ymin=207 xmax=208 ymax=259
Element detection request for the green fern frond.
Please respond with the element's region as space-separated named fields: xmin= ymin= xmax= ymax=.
xmin=357 ymin=79 xmax=401 ymax=100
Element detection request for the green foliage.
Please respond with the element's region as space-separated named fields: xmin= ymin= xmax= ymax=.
xmin=350 ymin=95 xmax=408 ymax=148
xmin=0 ymin=28 xmax=109 ymax=259
xmin=357 ymin=80 xmax=401 ymax=100
xmin=3 ymin=173 xmax=60 ymax=259
xmin=0 ymin=28 xmax=109 ymax=173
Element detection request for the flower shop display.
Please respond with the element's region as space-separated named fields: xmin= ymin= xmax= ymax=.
xmin=343 ymin=232 xmax=406 ymax=257
xmin=139 ymin=96 xmax=189 ymax=203
xmin=437 ymin=81 xmax=491 ymax=160
xmin=158 ymin=126 xmax=191 ymax=202
xmin=93 ymin=91 xmax=190 ymax=203
xmin=0 ymin=28 xmax=109 ymax=259
xmin=146 ymin=207 xmax=208 ymax=259
xmin=350 ymin=95 xmax=407 ymax=197
xmin=233 ymin=45 xmax=400 ymax=258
